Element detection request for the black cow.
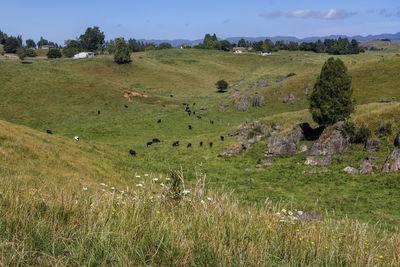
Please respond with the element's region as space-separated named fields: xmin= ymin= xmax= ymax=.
xmin=210 ymin=120 xmax=214 ymax=124
xmin=182 ymin=103 xmax=187 ymax=106
xmin=209 ymin=142 xmax=213 ymax=148
xmin=200 ymin=141 xmax=203 ymax=147
xmin=98 ymin=110 xmax=101 ymax=115
xmin=188 ymin=125 xmax=192 ymax=130
xmin=152 ymin=138 xmax=160 ymax=143
xmin=187 ymin=143 xmax=192 ymax=148
xmin=124 ymin=105 xmax=128 ymax=108
xmin=157 ymin=119 xmax=161 ymax=123
xmin=129 ymin=149 xmax=137 ymax=156
xmin=172 ymin=141 xmax=179 ymax=146
xmin=147 ymin=142 xmax=153 ymax=147
xmin=193 ymin=111 xmax=196 ymax=115
xmin=170 ymin=94 xmax=174 ymax=98
xmin=220 ymin=136 xmax=225 ymax=141
xmin=196 ymin=116 xmax=202 ymax=119
xmin=193 ymin=102 xmax=196 ymax=106
xmin=46 ymin=130 xmax=53 ymax=134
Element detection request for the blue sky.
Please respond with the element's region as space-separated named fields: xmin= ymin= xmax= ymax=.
xmin=1 ymin=0 xmax=400 ymax=44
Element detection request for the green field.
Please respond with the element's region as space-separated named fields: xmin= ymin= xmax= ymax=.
xmin=1 ymin=49 xmax=400 ymax=225
xmin=1 ymin=48 xmax=400 ymax=264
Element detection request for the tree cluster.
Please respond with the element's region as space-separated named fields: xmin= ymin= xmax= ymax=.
xmin=194 ymin=34 xmax=234 ymax=51
xmin=236 ymin=37 xmax=361 ymax=55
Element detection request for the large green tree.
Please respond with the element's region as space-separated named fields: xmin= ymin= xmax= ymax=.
xmin=26 ymin=39 xmax=36 ymax=48
xmin=37 ymin=36 xmax=48 ymax=47
xmin=79 ymin=26 xmax=105 ymax=51
xmin=310 ymin=57 xmax=355 ymax=126
xmin=114 ymin=38 xmax=131 ymax=64
xmin=4 ymin=36 xmax=22 ymax=53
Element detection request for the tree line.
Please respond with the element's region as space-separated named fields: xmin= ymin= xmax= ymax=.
xmin=1 ymin=27 xmax=363 ymax=61
xmin=235 ymin=37 xmax=361 ymax=54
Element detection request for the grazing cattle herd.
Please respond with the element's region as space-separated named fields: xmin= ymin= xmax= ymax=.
xmin=46 ymin=102 xmax=226 ymax=157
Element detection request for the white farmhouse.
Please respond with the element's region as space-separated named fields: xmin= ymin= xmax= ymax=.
xmin=73 ymin=52 xmax=96 ymax=59
xmin=261 ymin=50 xmax=272 ymax=56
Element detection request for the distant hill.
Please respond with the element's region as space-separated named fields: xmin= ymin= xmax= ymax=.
xmin=137 ymin=32 xmax=400 ymax=47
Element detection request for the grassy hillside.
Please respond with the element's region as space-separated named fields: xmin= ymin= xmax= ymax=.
xmin=1 ymin=49 xmax=400 ymax=230
xmin=1 ymin=119 xmax=399 ymax=265
xmin=361 ymin=40 xmax=400 ymax=52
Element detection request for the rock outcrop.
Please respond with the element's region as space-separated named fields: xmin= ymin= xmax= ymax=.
xmin=365 ymin=139 xmax=381 ymax=151
xmin=218 ymin=121 xmax=268 ymax=158
xmin=265 ymin=128 xmax=303 ymax=157
xmin=360 ymin=160 xmax=373 ymax=174
xmin=218 ymin=135 xmax=264 ymax=158
xmin=252 ymin=92 xmax=265 ymax=107
xmin=343 ymin=166 xmax=358 ymax=174
xmin=382 ymin=149 xmax=400 ymax=172
xmin=304 ymin=156 xmax=332 ymax=166
xmin=308 ymin=122 xmax=349 ymax=156
xmin=234 ymin=94 xmax=250 ymax=111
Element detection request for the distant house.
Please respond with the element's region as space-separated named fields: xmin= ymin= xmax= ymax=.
xmin=261 ymin=50 xmax=272 ymax=56
xmin=233 ymin=47 xmax=245 ymax=54
xmin=73 ymin=52 xmax=96 ymax=59
xmin=39 ymin=45 xmax=55 ymax=50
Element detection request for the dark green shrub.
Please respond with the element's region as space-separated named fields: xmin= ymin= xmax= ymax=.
xmin=216 ymin=80 xmax=228 ymax=92
xmin=62 ymin=47 xmax=78 ymax=58
xmin=16 ymin=47 xmax=26 ymax=60
xmin=25 ymin=48 xmax=37 ymax=57
xmin=310 ymin=57 xmax=355 ymax=126
xmin=341 ymin=121 xmax=356 ymax=139
xmin=286 ymin=72 xmax=296 ymax=77
xmin=378 ymin=122 xmax=392 ymax=136
xmin=47 ymin=49 xmax=62 ymax=58
xmin=354 ymin=125 xmax=371 ymax=144
xmin=114 ymin=38 xmax=131 ymax=64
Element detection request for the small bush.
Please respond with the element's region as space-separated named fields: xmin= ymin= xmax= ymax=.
xmin=342 ymin=121 xmax=371 ymax=143
xmin=62 ymin=47 xmax=78 ymax=58
xmin=16 ymin=47 xmax=26 ymax=60
xmin=341 ymin=121 xmax=356 ymax=140
xmin=25 ymin=48 xmax=37 ymax=57
xmin=378 ymin=122 xmax=392 ymax=136
xmin=354 ymin=125 xmax=372 ymax=143
xmin=286 ymin=72 xmax=296 ymax=77
xmin=47 ymin=49 xmax=62 ymax=59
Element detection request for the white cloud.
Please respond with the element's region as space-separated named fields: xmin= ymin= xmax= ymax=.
xmin=260 ymin=8 xmax=357 ymax=20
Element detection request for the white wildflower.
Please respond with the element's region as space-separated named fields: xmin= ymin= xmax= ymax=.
xmin=136 ymin=175 xmax=141 ymax=178
xmin=152 ymin=178 xmax=159 ymax=181
xmin=111 ymin=187 xmax=115 ymax=190
xmin=288 ymin=211 xmax=293 ymax=216
xmin=281 ymin=209 xmax=287 ymax=213
xmin=82 ymin=187 xmax=88 ymax=191
xmin=100 ymin=183 xmax=105 ymax=186
xmin=160 ymin=182 xmax=165 ymax=187
xmin=165 ymin=178 xmax=171 ymax=181
xmin=201 ymin=200 xmax=205 ymax=204
xmin=182 ymin=189 xmax=190 ymax=195
xmin=297 ymin=210 xmax=303 ymax=216
xmin=136 ymin=184 xmax=143 ymax=187
xmin=207 ymin=197 xmax=212 ymax=201
xmin=145 ymin=174 xmax=149 ymax=176
xmin=102 ymin=189 xmax=105 ymax=192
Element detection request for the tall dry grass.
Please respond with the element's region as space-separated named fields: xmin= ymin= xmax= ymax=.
xmin=0 ymin=168 xmax=399 ymax=266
